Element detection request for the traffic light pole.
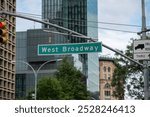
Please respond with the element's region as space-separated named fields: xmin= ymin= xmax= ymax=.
xmin=0 ymin=10 xmax=144 ymax=68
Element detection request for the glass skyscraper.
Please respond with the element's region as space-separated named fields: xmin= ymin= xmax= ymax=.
xmin=42 ymin=0 xmax=99 ymax=99
xmin=87 ymin=0 xmax=99 ymax=99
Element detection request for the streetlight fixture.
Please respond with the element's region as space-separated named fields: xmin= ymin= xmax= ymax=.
xmin=12 ymin=59 xmax=62 ymax=100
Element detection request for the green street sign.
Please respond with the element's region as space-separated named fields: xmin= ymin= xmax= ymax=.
xmin=38 ymin=42 xmax=102 ymax=55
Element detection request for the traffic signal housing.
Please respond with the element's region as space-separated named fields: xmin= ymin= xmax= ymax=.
xmin=0 ymin=21 xmax=8 ymax=44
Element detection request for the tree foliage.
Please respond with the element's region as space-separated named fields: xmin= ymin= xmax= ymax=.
xmin=37 ymin=77 xmax=63 ymax=100
xmin=112 ymin=42 xmax=144 ymax=100
xmin=111 ymin=62 xmax=126 ymax=99
xmin=37 ymin=58 xmax=90 ymax=100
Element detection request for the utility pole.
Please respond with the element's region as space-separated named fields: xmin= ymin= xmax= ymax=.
xmin=141 ymin=0 xmax=150 ymax=100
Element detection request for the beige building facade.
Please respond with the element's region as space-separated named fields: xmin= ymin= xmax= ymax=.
xmin=99 ymin=57 xmax=117 ymax=100
xmin=0 ymin=0 xmax=16 ymax=99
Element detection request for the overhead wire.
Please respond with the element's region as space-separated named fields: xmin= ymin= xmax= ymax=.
xmin=49 ymin=17 xmax=142 ymax=28
xmin=17 ymin=12 xmax=143 ymax=27
xmin=12 ymin=11 xmax=144 ymax=66
xmin=43 ymin=30 xmax=98 ymax=40
xmin=16 ymin=12 xmax=144 ymax=34
xmin=17 ymin=12 xmax=41 ymax=18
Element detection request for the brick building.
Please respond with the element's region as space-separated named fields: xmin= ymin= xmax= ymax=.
xmin=99 ymin=57 xmax=117 ymax=100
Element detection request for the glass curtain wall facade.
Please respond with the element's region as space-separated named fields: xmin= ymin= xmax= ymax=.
xmin=16 ymin=29 xmax=71 ymax=99
xmin=42 ymin=0 xmax=99 ymax=99
xmin=16 ymin=32 xmax=27 ymax=98
xmin=87 ymin=0 xmax=99 ymax=99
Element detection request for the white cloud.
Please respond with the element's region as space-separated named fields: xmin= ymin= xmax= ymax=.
xmin=16 ymin=0 xmax=41 ymax=14
xmin=16 ymin=0 xmax=41 ymax=31
xmin=98 ymin=0 xmax=140 ymax=23
xmin=15 ymin=0 xmax=149 ymax=54
xmin=99 ymin=31 xmax=139 ymax=56
xmin=98 ymin=0 xmax=141 ymax=56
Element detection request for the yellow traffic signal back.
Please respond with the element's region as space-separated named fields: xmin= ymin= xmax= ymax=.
xmin=0 ymin=21 xmax=8 ymax=44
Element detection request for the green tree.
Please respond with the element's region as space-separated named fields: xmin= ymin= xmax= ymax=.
xmin=111 ymin=62 xmax=126 ymax=100
xmin=36 ymin=58 xmax=90 ymax=100
xmin=55 ymin=58 xmax=90 ymax=100
xmin=112 ymin=43 xmax=144 ymax=100
xmin=37 ymin=77 xmax=63 ymax=100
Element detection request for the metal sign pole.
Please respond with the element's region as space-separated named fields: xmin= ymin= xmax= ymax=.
xmin=141 ymin=0 xmax=150 ymax=100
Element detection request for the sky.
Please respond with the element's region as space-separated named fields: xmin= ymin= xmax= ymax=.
xmin=16 ymin=0 xmax=42 ymax=31
xmin=16 ymin=0 xmax=150 ymax=56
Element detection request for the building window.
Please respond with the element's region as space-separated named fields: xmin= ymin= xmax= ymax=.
xmin=0 ymin=80 xmax=2 ymax=87
xmin=4 ymin=81 xmax=6 ymax=88
xmin=108 ymin=67 xmax=111 ymax=72
xmin=48 ymin=37 xmax=52 ymax=43
xmin=4 ymin=91 xmax=6 ymax=97
xmin=103 ymin=66 xmax=106 ymax=72
xmin=105 ymin=91 xmax=111 ymax=97
xmin=0 ymin=90 xmax=1 ymax=97
xmin=108 ymin=74 xmax=111 ymax=80
xmin=104 ymin=83 xmax=111 ymax=89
